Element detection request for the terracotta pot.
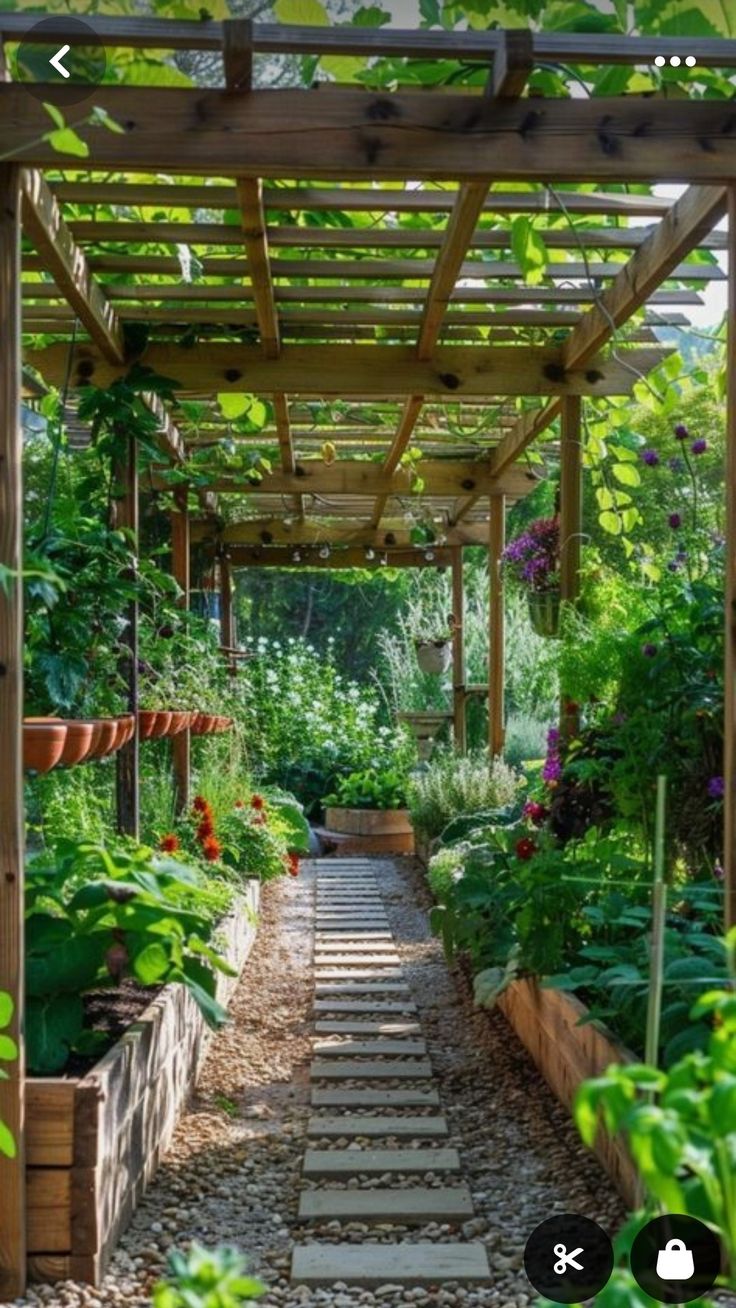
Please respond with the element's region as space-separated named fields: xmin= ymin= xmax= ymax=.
xmin=23 ymin=720 xmax=68 ymax=773
xmin=59 ymin=720 xmax=96 ymax=766
xmin=138 ymin=709 xmax=173 ymax=740
xmin=191 ymin=713 xmax=217 ymax=736
xmin=117 ymin=714 xmax=136 ymax=747
xmin=415 ymin=639 xmax=452 ymax=675
xmin=166 ymin=710 xmax=190 ymax=737
xmin=217 ymin=716 xmax=233 ymax=732
xmin=89 ymin=718 xmax=121 ymax=758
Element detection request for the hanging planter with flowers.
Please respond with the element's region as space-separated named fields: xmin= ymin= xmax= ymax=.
xmin=503 ymin=516 xmax=561 ymax=638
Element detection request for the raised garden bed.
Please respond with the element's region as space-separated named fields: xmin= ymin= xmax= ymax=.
xmin=497 ymin=978 xmax=639 ymax=1207
xmin=321 ymin=806 xmax=415 ymax=855
xmin=25 ymin=880 xmax=260 ymax=1286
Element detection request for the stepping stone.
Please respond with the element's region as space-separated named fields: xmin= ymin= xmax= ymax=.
xmin=315 ymin=969 xmax=402 ymax=981
xmin=312 ymin=1087 xmax=440 ymax=1107
xmin=307 ymin=1114 xmax=448 ymax=1138
xmin=290 ymin=1242 xmax=491 ymax=1287
xmin=303 ymin=1147 xmax=460 ymax=1177
xmin=315 ymin=983 xmax=409 ymax=995
xmin=316 ymin=922 xmax=390 ymax=932
xmin=298 ymin=1185 xmax=474 ymax=1225
xmin=314 ymin=955 xmax=399 ymax=967
xmin=310 ymin=1058 xmax=432 ymax=1080
xmin=314 ymin=1020 xmax=421 ymax=1035
xmin=315 ymin=938 xmax=394 ymax=948
xmin=312 ymin=1038 xmax=427 ymax=1056
xmin=314 ymin=1000 xmax=417 ymax=1014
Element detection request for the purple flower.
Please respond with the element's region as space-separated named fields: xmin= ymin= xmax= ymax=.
xmin=674 ymin=423 xmax=689 ymax=441
xmin=642 ymin=643 xmax=658 ymax=658
xmin=546 ymin=726 xmax=560 ymax=749
xmin=691 ymin=438 xmax=708 ymax=455
xmin=713 ymin=862 xmax=725 ymax=881
xmin=641 ymin=449 xmax=660 ymax=467
xmin=542 ymin=755 xmax=562 ymax=784
xmin=668 ymin=512 xmax=682 ymax=530
xmin=708 ymin=776 xmax=725 ymax=800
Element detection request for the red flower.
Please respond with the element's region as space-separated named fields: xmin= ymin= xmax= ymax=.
xmin=192 ymin=795 xmax=210 ymax=815
xmin=515 ymin=836 xmax=537 ymax=861
xmin=251 ymin=794 xmax=265 ymax=811
xmin=201 ymin=835 xmax=222 ymax=863
xmin=196 ymin=817 xmax=214 ymax=843
xmin=234 ymin=799 xmax=244 ymax=809
xmin=522 ymin=801 xmax=548 ymax=828
xmin=286 ymin=852 xmax=300 ymax=878
xmin=159 ymin=833 xmax=180 ymax=853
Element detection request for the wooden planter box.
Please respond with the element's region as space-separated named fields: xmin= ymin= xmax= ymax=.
xmin=25 ymin=880 xmax=260 ymax=1286
xmin=323 ymin=807 xmax=415 ymax=855
xmin=497 ymin=978 xmax=639 ymax=1206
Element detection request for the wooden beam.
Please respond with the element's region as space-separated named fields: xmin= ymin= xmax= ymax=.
xmin=20 ymin=169 xmax=124 ymax=365
xmin=27 ymin=342 xmax=669 ymax=399
xmin=417 ymin=185 xmax=494 ymax=360
xmin=219 ymin=555 xmax=235 ymax=656
xmin=227 ymin=546 xmax=454 ymax=569
xmin=171 ymin=488 xmax=190 ymax=814
xmin=6 ymin=91 xmax=736 ymax=182
xmin=452 ymin=547 xmax=467 ymax=755
xmin=371 ymin=395 xmax=424 ymax=527
xmin=191 ymin=518 xmax=491 ymax=547
xmin=159 ymin=460 xmax=538 ymax=500
xmin=489 ymin=28 xmax=534 ymax=98
xmin=489 ymin=495 xmax=505 ymax=759
xmin=490 ymin=183 xmax=728 ymax=479
xmin=52 ymin=181 xmax=678 ymax=218
xmin=559 ymin=395 xmax=582 ymax=740
xmin=0 ymin=163 xmax=25 ymax=1302
xmin=726 ymin=187 xmax=736 ymax=930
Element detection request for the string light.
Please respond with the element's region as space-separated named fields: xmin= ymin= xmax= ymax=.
xmin=318 ymin=544 xmax=331 ymax=559
xmin=424 ymin=549 xmax=435 ymax=562
xmin=364 ymin=546 xmax=376 ymax=561
xmin=292 ymin=548 xmax=302 ymax=563
xmin=654 ymin=54 xmax=696 ymax=66
xmin=379 ymin=552 xmax=389 ymax=566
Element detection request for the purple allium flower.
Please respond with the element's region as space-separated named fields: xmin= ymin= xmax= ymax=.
xmin=668 ymin=456 xmax=686 ymax=474
xmin=546 ymin=726 xmax=560 ymax=749
xmin=542 ymin=755 xmax=562 ymax=784
xmin=674 ymin=423 xmax=689 ymax=441
xmin=642 ymin=643 xmax=658 ymax=658
xmin=714 ymin=862 xmax=725 ymax=881
xmin=641 ymin=449 xmax=660 ymax=467
xmin=708 ymin=776 xmax=725 ymax=799
xmin=691 ymin=438 xmax=708 ymax=455
xmin=668 ymin=512 xmax=682 ymax=529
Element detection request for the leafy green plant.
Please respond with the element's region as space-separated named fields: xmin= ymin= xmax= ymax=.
xmin=324 ymin=765 xmax=408 ymax=810
xmin=408 ymin=750 xmax=522 ymax=842
xmin=152 ymin=1243 xmax=264 ymax=1308
xmin=575 ymin=966 xmax=736 ymax=1279
xmin=25 ymin=838 xmax=234 ymax=1073
xmin=0 ymin=992 xmax=18 ymax=1159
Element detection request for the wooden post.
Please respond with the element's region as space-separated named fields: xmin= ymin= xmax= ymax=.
xmin=220 ymin=554 xmax=235 ymax=657
xmin=0 ymin=163 xmax=26 ymax=1300
xmin=725 ymin=187 xmax=736 ymax=930
xmin=451 ymin=547 xmax=467 ymax=753
xmin=489 ymin=494 xmax=506 ymax=758
xmin=171 ymin=489 xmax=190 ymax=814
xmin=115 ymin=432 xmax=139 ymax=838
xmin=559 ymin=395 xmax=583 ymax=739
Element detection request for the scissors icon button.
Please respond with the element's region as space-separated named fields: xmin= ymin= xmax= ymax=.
xmin=554 ymin=1243 xmax=585 ymax=1275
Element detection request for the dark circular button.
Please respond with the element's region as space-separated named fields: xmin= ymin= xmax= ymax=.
xmin=630 ymin=1214 xmax=721 ymax=1303
xmin=524 ymin=1214 xmax=614 ymax=1304
xmin=14 ymin=17 xmax=106 ymax=108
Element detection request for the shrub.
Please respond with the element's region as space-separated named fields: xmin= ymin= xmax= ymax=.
xmin=427 ymin=844 xmax=467 ymax=902
xmin=408 ymin=750 xmax=522 ymax=842
xmin=152 ymin=1243 xmax=264 ymax=1307
xmin=324 ymin=764 xmax=409 ymax=810
xmin=503 ymin=712 xmax=548 ymax=768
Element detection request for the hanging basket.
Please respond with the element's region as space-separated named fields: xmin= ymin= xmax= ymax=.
xmin=528 ymin=589 xmax=561 ymax=639
xmin=415 ymin=639 xmax=452 ymax=675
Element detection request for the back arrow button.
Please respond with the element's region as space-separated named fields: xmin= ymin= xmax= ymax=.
xmin=49 ymin=44 xmax=71 ymax=78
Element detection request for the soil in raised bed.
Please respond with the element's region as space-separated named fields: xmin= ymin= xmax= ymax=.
xmin=35 ymin=979 xmax=161 ymax=1079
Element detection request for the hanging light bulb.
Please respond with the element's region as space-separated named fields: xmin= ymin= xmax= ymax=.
xmin=292 ymin=548 xmax=302 ymax=563
xmin=319 ymin=544 xmax=331 ymax=559
xmin=424 ymin=548 xmax=435 ymax=562
xmin=364 ymin=546 xmax=376 ymax=561
xmin=380 ymin=552 xmax=389 ymax=566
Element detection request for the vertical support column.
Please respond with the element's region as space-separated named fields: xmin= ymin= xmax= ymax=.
xmin=559 ymin=395 xmax=583 ymax=739
xmin=115 ymin=432 xmax=139 ymax=838
xmin=451 ymin=546 xmax=467 ymax=754
xmin=725 ymin=188 xmax=736 ymax=930
xmin=489 ymin=494 xmax=506 ymax=758
xmin=0 ymin=164 xmax=26 ymax=1301
xmin=171 ymin=489 xmax=190 ymax=814
xmin=220 ymin=553 xmax=235 ymax=664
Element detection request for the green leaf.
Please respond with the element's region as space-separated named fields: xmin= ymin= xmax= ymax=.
xmin=42 ymin=101 xmax=65 ymax=130
xmin=26 ymin=994 xmax=85 ymax=1074
xmin=274 ymin=0 xmax=328 ymax=22
xmin=599 ymin=510 xmax=622 ymax=535
xmin=611 ymin=462 xmax=641 ymax=488
xmin=510 ymin=216 xmax=548 ymax=286
xmin=46 ymin=127 xmax=90 ymax=158
xmin=132 ymin=942 xmax=170 ymax=985
xmin=0 ymin=1121 xmax=16 ymax=1159
xmin=0 ymin=993 xmax=13 ymax=1028
xmin=0 ymin=1036 xmax=18 ymax=1061
xmin=218 ymin=392 xmax=252 ymax=420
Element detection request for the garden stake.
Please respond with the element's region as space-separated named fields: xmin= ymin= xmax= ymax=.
xmin=644 ymin=775 xmax=668 ymax=1072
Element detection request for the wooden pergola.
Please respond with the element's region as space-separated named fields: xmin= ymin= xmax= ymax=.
xmin=1 ymin=15 xmax=736 ymax=1294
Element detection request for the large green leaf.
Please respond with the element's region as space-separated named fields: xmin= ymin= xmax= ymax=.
xmin=26 ymin=994 xmax=85 ymax=1074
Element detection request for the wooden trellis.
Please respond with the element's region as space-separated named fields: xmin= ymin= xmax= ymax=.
xmin=1 ymin=14 xmax=736 ymax=1295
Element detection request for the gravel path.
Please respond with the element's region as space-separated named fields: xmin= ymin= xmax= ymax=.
xmin=12 ymin=858 xmax=625 ymax=1308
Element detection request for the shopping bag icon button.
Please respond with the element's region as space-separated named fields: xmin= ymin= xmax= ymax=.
xmin=656 ymin=1239 xmax=694 ymax=1280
